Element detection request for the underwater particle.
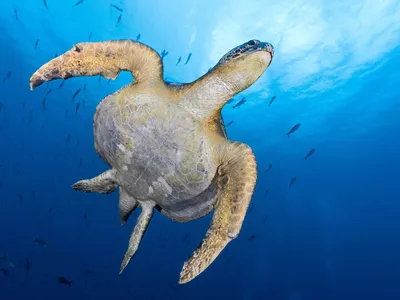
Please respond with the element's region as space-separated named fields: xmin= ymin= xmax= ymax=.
xmin=35 ymin=39 xmax=39 ymax=50
xmin=264 ymin=163 xmax=272 ymax=172
xmin=75 ymin=102 xmax=80 ymax=115
xmin=58 ymin=80 xmax=64 ymax=89
xmin=286 ymin=123 xmax=301 ymax=137
xmin=225 ymin=120 xmax=233 ymax=127
xmin=176 ymin=56 xmax=181 ymax=66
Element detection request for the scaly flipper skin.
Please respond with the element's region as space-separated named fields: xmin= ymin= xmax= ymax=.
xmin=72 ymin=169 xmax=118 ymax=194
xmin=179 ymin=142 xmax=257 ymax=284
xmin=29 ymin=40 xmax=163 ymax=90
xmin=119 ymin=188 xmax=138 ymax=225
xmin=120 ymin=202 xmax=155 ymax=274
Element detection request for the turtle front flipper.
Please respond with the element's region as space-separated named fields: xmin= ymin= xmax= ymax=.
xmin=72 ymin=169 xmax=118 ymax=194
xmin=119 ymin=202 xmax=154 ymax=274
xmin=29 ymin=40 xmax=163 ymax=90
xmin=119 ymin=188 xmax=138 ymax=226
xmin=179 ymin=142 xmax=257 ymax=284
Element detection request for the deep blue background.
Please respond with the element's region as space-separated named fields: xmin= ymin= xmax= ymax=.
xmin=1 ymin=1 xmax=400 ymax=299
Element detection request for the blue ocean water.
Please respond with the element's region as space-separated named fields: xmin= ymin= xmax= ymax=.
xmin=1 ymin=0 xmax=400 ymax=299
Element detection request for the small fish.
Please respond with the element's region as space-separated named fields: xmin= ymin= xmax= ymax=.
xmin=14 ymin=8 xmax=19 ymax=20
xmin=116 ymin=14 xmax=122 ymax=27
xmin=265 ymin=188 xmax=270 ymax=197
xmin=289 ymin=177 xmax=296 ymax=188
xmin=0 ymin=268 xmax=10 ymax=276
xmin=110 ymin=4 xmax=123 ymax=12
xmin=43 ymin=0 xmax=48 ymax=9
xmin=264 ymin=164 xmax=272 ymax=172
xmin=54 ymin=52 xmax=58 ymax=58
xmin=72 ymin=88 xmax=81 ymax=100
xmin=75 ymin=103 xmax=80 ymax=115
xmin=225 ymin=120 xmax=234 ymax=127
xmin=83 ymin=83 xmax=86 ymax=91
xmin=176 ymin=56 xmax=181 ymax=66
xmin=268 ymin=95 xmax=276 ymax=107
xmin=42 ymin=97 xmax=46 ymax=110
xmin=304 ymin=148 xmax=316 ymax=160
xmin=25 ymin=258 xmax=30 ymax=275
xmin=3 ymin=71 xmax=12 ymax=83
xmin=33 ymin=238 xmax=48 ymax=247
xmin=58 ymin=276 xmax=73 ymax=287
xmin=161 ymin=50 xmax=168 ymax=60
xmin=182 ymin=233 xmax=188 ymax=242
xmin=98 ymin=76 xmax=101 ymax=84
xmin=58 ymin=80 xmax=64 ymax=89
xmin=46 ymin=88 xmax=52 ymax=96
xmin=0 ymin=256 xmax=15 ymax=268
xmin=88 ymin=32 xmax=92 ymax=41
xmin=136 ymin=33 xmax=141 ymax=41
xmin=185 ymin=53 xmax=192 ymax=65
xmin=248 ymin=235 xmax=256 ymax=241
xmin=226 ymin=98 xmax=235 ymax=104
xmin=35 ymin=39 xmax=39 ymax=50
xmin=66 ymin=134 xmax=70 ymax=143
xmin=72 ymin=0 xmax=84 ymax=8
xmin=232 ymin=97 xmax=246 ymax=109
xmin=286 ymin=123 xmax=301 ymax=137
xmin=263 ymin=215 xmax=268 ymax=223
xmin=79 ymin=158 xmax=83 ymax=167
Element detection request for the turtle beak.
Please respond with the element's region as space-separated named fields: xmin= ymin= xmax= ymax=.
xmin=259 ymin=41 xmax=274 ymax=65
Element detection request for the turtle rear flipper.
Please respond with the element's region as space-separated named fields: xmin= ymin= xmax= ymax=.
xmin=119 ymin=188 xmax=139 ymax=225
xmin=179 ymin=142 xmax=257 ymax=284
xmin=29 ymin=40 xmax=163 ymax=90
xmin=119 ymin=202 xmax=154 ymax=274
xmin=72 ymin=169 xmax=118 ymax=194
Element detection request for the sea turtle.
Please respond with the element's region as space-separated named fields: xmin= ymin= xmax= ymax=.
xmin=29 ymin=38 xmax=274 ymax=283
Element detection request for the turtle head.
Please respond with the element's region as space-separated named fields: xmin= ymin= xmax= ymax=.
xmin=214 ymin=39 xmax=274 ymax=93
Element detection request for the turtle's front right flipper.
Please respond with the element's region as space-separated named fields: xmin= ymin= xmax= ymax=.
xmin=72 ymin=169 xmax=118 ymax=194
xmin=29 ymin=39 xmax=164 ymax=90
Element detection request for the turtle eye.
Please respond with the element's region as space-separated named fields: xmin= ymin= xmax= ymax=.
xmin=248 ymin=39 xmax=259 ymax=46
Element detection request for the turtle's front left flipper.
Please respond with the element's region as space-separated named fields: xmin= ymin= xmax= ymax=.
xmin=29 ymin=39 xmax=164 ymax=90
xmin=72 ymin=169 xmax=118 ymax=194
xmin=119 ymin=202 xmax=154 ymax=274
xmin=179 ymin=142 xmax=257 ymax=284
